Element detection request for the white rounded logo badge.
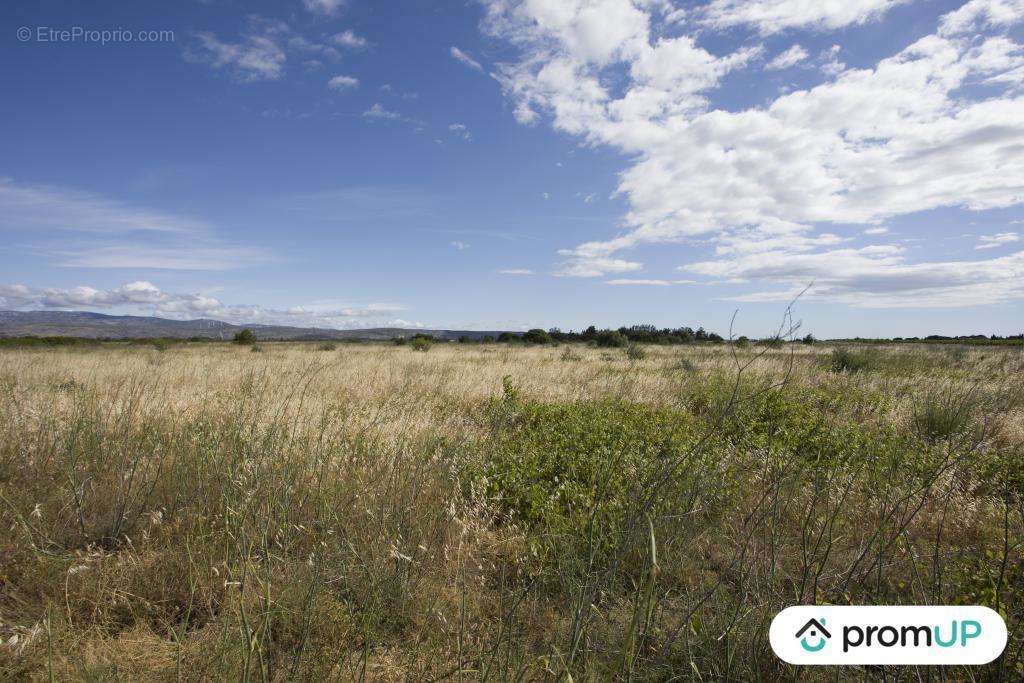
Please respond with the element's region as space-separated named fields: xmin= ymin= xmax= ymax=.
xmin=770 ymin=606 xmax=1007 ymax=665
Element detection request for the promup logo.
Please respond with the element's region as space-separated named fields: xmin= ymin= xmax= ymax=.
xmin=795 ymin=618 xmax=830 ymax=653
xmin=770 ymin=606 xmax=1006 ymax=665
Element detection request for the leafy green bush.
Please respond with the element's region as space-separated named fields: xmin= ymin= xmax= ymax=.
xmin=470 ymin=394 xmax=700 ymax=567
xmin=829 ymin=347 xmax=872 ymax=373
xmin=595 ymin=330 xmax=628 ymax=348
xmin=232 ymin=328 xmax=256 ymax=345
xmin=410 ymin=337 xmax=432 ymax=352
xmin=522 ymin=328 xmax=551 ymax=345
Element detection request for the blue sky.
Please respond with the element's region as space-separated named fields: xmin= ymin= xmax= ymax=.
xmin=2 ymin=0 xmax=1023 ymax=337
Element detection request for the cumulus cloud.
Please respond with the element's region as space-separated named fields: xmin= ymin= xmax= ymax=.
xmin=604 ymin=278 xmax=696 ymax=285
xmin=450 ymin=240 xmax=470 ymax=250
xmin=482 ymin=0 xmax=1024 ymax=304
xmin=0 ymin=281 xmax=410 ymax=329
xmin=976 ymin=231 xmax=1020 ymax=248
xmin=303 ymin=0 xmax=347 ymax=16
xmin=555 ymin=253 xmax=642 ymax=278
xmin=939 ymin=0 xmax=1024 ymax=37
xmin=185 ymin=18 xmax=348 ymax=81
xmin=700 ymin=0 xmax=909 ymax=35
xmin=362 ymin=103 xmax=402 ymax=120
xmin=332 ymin=29 xmax=368 ymax=49
xmin=766 ymin=44 xmax=808 ymax=70
xmin=187 ymin=31 xmax=287 ymax=82
xmin=449 ymin=123 xmax=473 ymax=140
xmin=686 ymin=246 xmax=1024 ymax=307
xmin=327 ymin=74 xmax=360 ymax=91
xmin=451 ymin=46 xmax=484 ymax=72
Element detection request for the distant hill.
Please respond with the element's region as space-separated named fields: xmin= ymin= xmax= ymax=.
xmin=0 ymin=310 xmax=505 ymax=342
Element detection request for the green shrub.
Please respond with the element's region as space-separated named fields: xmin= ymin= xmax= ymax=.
xmin=232 ymin=328 xmax=256 ymax=345
xmin=250 ymin=344 xmax=263 ymax=353
xmin=151 ymin=338 xmax=171 ymax=352
xmin=625 ymin=343 xmax=647 ymax=361
xmin=912 ymin=388 xmax=979 ymax=443
xmin=735 ymin=336 xmax=750 ymax=348
xmin=318 ymin=342 xmax=337 ymax=351
xmin=410 ymin=337 xmax=432 ymax=352
xmin=522 ymin=329 xmax=551 ymax=345
xmin=829 ymin=347 xmax=872 ymax=373
xmin=595 ymin=330 xmax=628 ymax=348
xmin=469 ymin=395 xmax=702 ymax=570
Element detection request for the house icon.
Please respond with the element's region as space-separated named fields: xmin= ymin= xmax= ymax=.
xmin=795 ymin=618 xmax=831 ymax=652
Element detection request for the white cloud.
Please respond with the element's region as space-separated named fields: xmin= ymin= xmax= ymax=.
xmin=498 ymin=268 xmax=534 ymax=275
xmin=975 ymin=231 xmax=1020 ymax=248
xmin=0 ymin=281 xmax=411 ymax=329
xmin=187 ymin=31 xmax=286 ymax=82
xmin=49 ymin=244 xmax=274 ymax=270
xmin=482 ymin=0 xmax=1024 ymax=305
xmin=451 ymin=240 xmax=470 ymax=250
xmin=818 ymin=43 xmax=845 ymax=75
xmin=303 ymin=0 xmax=347 ymax=16
xmin=766 ymin=44 xmax=808 ymax=70
xmin=362 ymin=103 xmax=402 ymax=120
xmin=700 ymin=0 xmax=909 ymax=35
xmin=686 ymin=246 xmax=1024 ymax=307
xmin=605 ymin=278 xmax=696 ymax=285
xmin=451 ymin=46 xmax=484 ymax=72
xmin=555 ymin=253 xmax=643 ymax=277
xmin=327 ymin=74 xmax=360 ymax=91
xmin=939 ymin=0 xmax=1024 ymax=37
xmin=542 ymin=192 xmax=551 ymax=200
xmin=0 ymin=177 xmax=206 ymax=234
xmin=332 ymin=29 xmax=368 ymax=49
xmin=449 ymin=123 xmax=473 ymax=140
xmin=864 ymin=227 xmax=890 ymax=235
xmin=0 ymin=178 xmax=274 ymax=270
xmin=185 ymin=18 xmax=350 ymax=82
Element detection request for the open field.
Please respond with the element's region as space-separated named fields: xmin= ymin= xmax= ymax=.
xmin=0 ymin=341 xmax=1022 ymax=680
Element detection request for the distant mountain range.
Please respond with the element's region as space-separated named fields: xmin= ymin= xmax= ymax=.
xmin=0 ymin=310 xmax=505 ymax=342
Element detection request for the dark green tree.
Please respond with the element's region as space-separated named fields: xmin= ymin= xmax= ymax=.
xmin=232 ymin=328 xmax=256 ymax=345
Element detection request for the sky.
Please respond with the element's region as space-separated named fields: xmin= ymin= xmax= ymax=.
xmin=1 ymin=0 xmax=1023 ymax=338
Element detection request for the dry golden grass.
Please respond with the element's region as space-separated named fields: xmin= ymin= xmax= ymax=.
xmin=0 ymin=341 xmax=1021 ymax=680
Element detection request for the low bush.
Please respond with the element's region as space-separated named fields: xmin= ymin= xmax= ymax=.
xmin=912 ymin=386 xmax=980 ymax=443
xmin=232 ymin=328 xmax=256 ymax=345
xmin=829 ymin=347 xmax=873 ymax=373
xmin=595 ymin=330 xmax=629 ymax=348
